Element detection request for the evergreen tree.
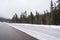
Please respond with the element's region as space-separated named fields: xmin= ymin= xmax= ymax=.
xmin=53 ymin=0 xmax=60 ymax=25
xmin=11 ymin=13 xmax=18 ymax=23
xmin=30 ymin=12 xmax=34 ymax=24
xmin=54 ymin=3 xmax=57 ymax=11
xmin=23 ymin=11 xmax=27 ymax=23
xmin=36 ymin=11 xmax=40 ymax=24
xmin=53 ymin=3 xmax=57 ymax=24
xmin=19 ymin=11 xmax=27 ymax=23
xmin=57 ymin=0 xmax=60 ymax=9
xmin=50 ymin=0 xmax=54 ymax=12
xmin=19 ymin=13 xmax=23 ymax=23
xmin=50 ymin=0 xmax=54 ymax=24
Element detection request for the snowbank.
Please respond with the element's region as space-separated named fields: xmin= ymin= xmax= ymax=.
xmin=6 ymin=23 xmax=60 ymax=40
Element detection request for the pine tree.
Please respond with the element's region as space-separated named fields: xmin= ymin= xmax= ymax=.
xmin=30 ymin=12 xmax=34 ymax=24
xmin=36 ymin=11 xmax=40 ymax=24
xmin=53 ymin=2 xmax=57 ymax=24
xmin=50 ymin=0 xmax=54 ymax=24
xmin=57 ymin=0 xmax=60 ymax=9
xmin=54 ymin=3 xmax=57 ymax=11
xmin=23 ymin=11 xmax=27 ymax=23
xmin=11 ymin=13 xmax=18 ymax=23
xmin=53 ymin=0 xmax=60 ymax=25
xmin=50 ymin=0 xmax=54 ymax=12
xmin=19 ymin=13 xmax=23 ymax=23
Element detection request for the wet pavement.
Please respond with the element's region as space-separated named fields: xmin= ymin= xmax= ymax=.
xmin=0 ymin=23 xmax=38 ymax=40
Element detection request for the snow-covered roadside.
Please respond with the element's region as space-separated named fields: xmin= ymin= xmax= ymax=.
xmin=6 ymin=23 xmax=60 ymax=40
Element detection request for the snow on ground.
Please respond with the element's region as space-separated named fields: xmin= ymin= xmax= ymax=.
xmin=6 ymin=23 xmax=60 ymax=40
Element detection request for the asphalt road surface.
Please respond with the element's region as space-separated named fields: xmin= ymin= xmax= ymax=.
xmin=0 ymin=23 xmax=38 ymax=40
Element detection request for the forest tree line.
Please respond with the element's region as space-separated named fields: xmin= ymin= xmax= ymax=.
xmin=10 ymin=0 xmax=60 ymax=25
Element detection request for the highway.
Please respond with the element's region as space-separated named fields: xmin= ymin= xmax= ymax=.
xmin=0 ymin=23 xmax=38 ymax=40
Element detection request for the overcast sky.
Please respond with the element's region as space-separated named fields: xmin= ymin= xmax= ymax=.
xmin=0 ymin=0 xmax=57 ymax=19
